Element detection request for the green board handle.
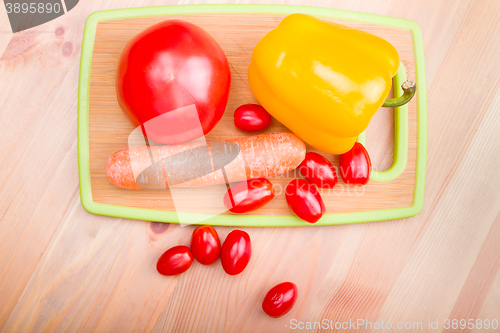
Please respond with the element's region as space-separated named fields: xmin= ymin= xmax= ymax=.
xmin=357 ymin=63 xmax=408 ymax=182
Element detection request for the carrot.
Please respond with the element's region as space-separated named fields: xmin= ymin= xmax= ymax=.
xmin=106 ymin=132 xmax=306 ymax=189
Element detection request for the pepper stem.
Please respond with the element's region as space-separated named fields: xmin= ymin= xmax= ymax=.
xmin=382 ymin=80 xmax=416 ymax=108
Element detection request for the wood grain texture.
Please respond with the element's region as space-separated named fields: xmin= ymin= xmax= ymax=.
xmin=88 ymin=14 xmax=416 ymax=215
xmin=0 ymin=0 xmax=499 ymax=332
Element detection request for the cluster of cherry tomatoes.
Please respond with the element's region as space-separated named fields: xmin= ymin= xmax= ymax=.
xmin=231 ymin=104 xmax=373 ymax=223
xmin=157 ymin=225 xmax=298 ymax=318
xmin=157 ymin=226 xmax=251 ymax=276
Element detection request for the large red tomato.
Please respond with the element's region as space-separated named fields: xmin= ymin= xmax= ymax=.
xmin=116 ymin=20 xmax=231 ymax=144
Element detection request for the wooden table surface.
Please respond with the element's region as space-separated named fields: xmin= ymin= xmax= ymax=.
xmin=1 ymin=0 xmax=499 ymax=332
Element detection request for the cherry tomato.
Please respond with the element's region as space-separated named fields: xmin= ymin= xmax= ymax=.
xmin=262 ymin=282 xmax=298 ymax=318
xmin=156 ymin=245 xmax=194 ymax=276
xmin=190 ymin=225 xmax=221 ymax=265
xmin=234 ymin=104 xmax=272 ymax=132
xmin=221 ymin=230 xmax=251 ymax=275
xmin=339 ymin=142 xmax=372 ymax=185
xmin=224 ymin=178 xmax=275 ymax=213
xmin=298 ymin=152 xmax=337 ymax=188
xmin=285 ymin=179 xmax=325 ymax=223
xmin=117 ymin=20 xmax=231 ymax=145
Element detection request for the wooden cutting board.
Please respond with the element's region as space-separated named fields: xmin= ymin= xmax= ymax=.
xmin=79 ymin=6 xmax=424 ymax=225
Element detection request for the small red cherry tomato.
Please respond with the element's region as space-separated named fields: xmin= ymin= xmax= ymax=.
xmin=156 ymin=245 xmax=194 ymax=276
xmin=190 ymin=225 xmax=221 ymax=265
xmin=224 ymin=178 xmax=275 ymax=213
xmin=234 ymin=104 xmax=272 ymax=132
xmin=339 ymin=142 xmax=372 ymax=185
xmin=298 ymin=152 xmax=337 ymax=188
xmin=221 ymin=230 xmax=251 ymax=275
xmin=285 ymin=179 xmax=325 ymax=223
xmin=262 ymin=282 xmax=298 ymax=318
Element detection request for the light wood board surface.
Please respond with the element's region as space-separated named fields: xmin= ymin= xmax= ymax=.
xmin=88 ymin=14 xmax=416 ymax=215
xmin=0 ymin=0 xmax=499 ymax=332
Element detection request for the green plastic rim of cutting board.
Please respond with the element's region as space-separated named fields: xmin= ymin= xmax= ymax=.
xmin=358 ymin=63 xmax=409 ymax=183
xmin=78 ymin=4 xmax=428 ymax=227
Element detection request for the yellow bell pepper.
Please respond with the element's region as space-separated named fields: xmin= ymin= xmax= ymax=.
xmin=248 ymin=14 xmax=415 ymax=154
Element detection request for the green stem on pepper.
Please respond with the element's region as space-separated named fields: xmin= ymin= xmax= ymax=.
xmin=382 ymin=80 xmax=416 ymax=108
